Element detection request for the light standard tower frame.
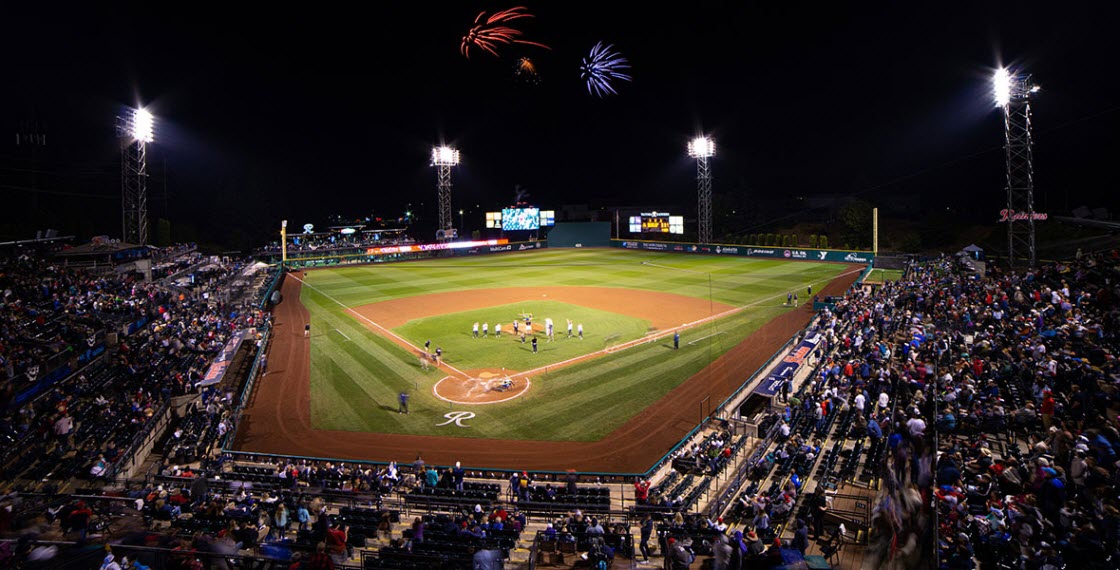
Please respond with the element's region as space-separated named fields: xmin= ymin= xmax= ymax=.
xmin=118 ymin=107 xmax=154 ymax=245
xmin=431 ymin=146 xmax=460 ymax=241
xmin=995 ymin=67 xmax=1040 ymax=267
xmin=688 ymin=136 xmax=715 ymax=244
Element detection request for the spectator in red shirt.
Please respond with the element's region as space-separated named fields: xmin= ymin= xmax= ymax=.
xmin=303 ymin=542 xmax=334 ymax=570
xmin=326 ymin=522 xmax=348 ymax=563
xmin=634 ymin=479 xmax=651 ymax=505
xmin=1040 ymin=391 xmax=1055 ymax=430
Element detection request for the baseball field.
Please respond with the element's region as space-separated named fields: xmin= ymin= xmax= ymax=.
xmin=233 ymin=248 xmax=862 ymax=472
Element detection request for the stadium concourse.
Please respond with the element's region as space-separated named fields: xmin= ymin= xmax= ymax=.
xmin=2 ymin=243 xmax=1120 ymax=570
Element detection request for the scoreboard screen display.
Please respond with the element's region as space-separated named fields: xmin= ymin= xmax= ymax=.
xmin=629 ymin=212 xmax=684 ymax=234
xmin=502 ymin=207 xmax=541 ymax=231
xmin=642 ymin=216 xmax=671 ymax=233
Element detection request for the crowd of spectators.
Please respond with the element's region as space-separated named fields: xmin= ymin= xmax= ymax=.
xmin=0 ymin=243 xmax=274 ymax=488
xmin=257 ymin=232 xmax=415 ymax=255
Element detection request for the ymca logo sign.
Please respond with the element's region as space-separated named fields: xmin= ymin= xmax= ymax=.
xmin=818 ymin=251 xmax=828 ymax=260
xmin=436 ymin=411 xmax=476 ymax=428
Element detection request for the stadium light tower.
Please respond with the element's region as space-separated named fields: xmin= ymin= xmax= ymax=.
xmin=688 ymin=136 xmax=715 ymax=244
xmin=431 ymin=146 xmax=460 ymax=241
xmin=117 ymin=107 xmax=155 ymax=245
xmin=994 ymin=67 xmax=1041 ymax=267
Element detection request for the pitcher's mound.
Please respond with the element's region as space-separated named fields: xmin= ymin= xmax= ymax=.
xmin=433 ymin=369 xmax=530 ymax=405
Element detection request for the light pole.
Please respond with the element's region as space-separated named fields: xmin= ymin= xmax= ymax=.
xmin=994 ymin=66 xmax=1041 ymax=267
xmin=118 ymin=107 xmax=155 ymax=245
xmin=688 ymin=136 xmax=715 ymax=244
xmin=431 ymin=146 xmax=460 ymax=241
xmin=459 ymin=209 xmax=465 ymax=238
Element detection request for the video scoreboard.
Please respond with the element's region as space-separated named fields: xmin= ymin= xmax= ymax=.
xmin=629 ymin=212 xmax=684 ymax=234
xmin=485 ymin=209 xmax=556 ymax=230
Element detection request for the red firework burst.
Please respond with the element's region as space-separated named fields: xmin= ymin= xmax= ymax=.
xmin=461 ymin=6 xmax=551 ymax=60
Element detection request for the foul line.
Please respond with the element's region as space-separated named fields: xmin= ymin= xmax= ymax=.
xmin=687 ymin=331 xmax=724 ymax=345
xmin=503 ymin=264 xmax=866 ymax=381
xmin=334 ymin=329 xmax=351 ymax=342
xmin=291 ymin=273 xmax=469 ymax=378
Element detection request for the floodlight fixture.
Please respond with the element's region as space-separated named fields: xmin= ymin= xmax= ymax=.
xmin=129 ymin=107 xmax=155 ymax=143
xmin=431 ymin=146 xmax=460 ymax=166
xmin=993 ymin=68 xmax=1012 ymax=107
xmin=993 ymin=67 xmax=1040 ymax=108
xmin=687 ymin=136 xmax=715 ymax=158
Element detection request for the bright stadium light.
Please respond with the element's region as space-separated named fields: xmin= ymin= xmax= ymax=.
xmin=131 ymin=107 xmax=155 ymax=143
xmin=687 ymin=136 xmax=715 ymax=158
xmin=993 ymin=68 xmax=1012 ymax=107
xmin=431 ymin=145 xmax=460 ymax=166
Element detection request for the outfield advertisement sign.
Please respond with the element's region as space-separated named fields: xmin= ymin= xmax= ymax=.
xmin=365 ymin=238 xmax=510 ymax=256
xmin=613 ymin=239 xmax=873 ymax=263
xmin=457 ymin=241 xmax=545 ymax=258
xmin=754 ymin=332 xmax=823 ymax=398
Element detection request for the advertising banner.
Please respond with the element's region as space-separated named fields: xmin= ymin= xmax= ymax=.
xmin=198 ymin=330 xmax=248 ymax=387
xmin=612 ymin=240 xmax=873 ymax=263
xmin=754 ymin=332 xmax=823 ymax=397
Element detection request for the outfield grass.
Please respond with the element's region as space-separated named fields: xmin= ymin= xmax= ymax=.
xmin=395 ymin=301 xmax=649 ymax=371
xmin=301 ymin=249 xmax=853 ymax=440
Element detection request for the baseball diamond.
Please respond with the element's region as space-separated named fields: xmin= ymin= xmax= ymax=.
xmin=232 ymin=248 xmax=861 ymax=472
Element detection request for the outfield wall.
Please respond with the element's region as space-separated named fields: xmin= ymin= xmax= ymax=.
xmin=278 ymin=239 xmax=547 ymax=269
xmin=611 ymin=239 xmax=874 ymax=263
xmin=546 ymin=222 xmax=611 ymax=248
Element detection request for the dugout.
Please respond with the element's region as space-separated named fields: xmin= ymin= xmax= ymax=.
xmin=546 ymin=222 xmax=611 ymax=248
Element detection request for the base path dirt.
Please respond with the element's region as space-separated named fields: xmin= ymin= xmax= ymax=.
xmin=232 ymin=265 xmax=862 ymax=473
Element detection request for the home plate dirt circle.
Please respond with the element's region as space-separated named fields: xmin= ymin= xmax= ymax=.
xmin=433 ymin=368 xmax=531 ymax=405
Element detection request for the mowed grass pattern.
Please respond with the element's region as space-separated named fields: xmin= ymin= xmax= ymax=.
xmin=302 ymin=249 xmax=851 ymax=440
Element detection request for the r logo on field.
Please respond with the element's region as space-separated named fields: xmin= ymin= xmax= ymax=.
xmin=436 ymin=411 xmax=476 ymax=428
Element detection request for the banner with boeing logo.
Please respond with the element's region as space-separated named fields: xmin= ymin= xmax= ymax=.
xmin=754 ymin=332 xmax=822 ymax=397
xmin=611 ymin=240 xmax=873 ymax=263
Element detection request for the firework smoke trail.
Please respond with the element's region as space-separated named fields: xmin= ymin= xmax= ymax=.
xmin=580 ymin=41 xmax=632 ymax=97
xmin=461 ymin=6 xmax=551 ymax=60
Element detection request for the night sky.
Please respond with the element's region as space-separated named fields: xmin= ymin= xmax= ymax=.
xmin=3 ymin=2 xmax=1118 ymax=247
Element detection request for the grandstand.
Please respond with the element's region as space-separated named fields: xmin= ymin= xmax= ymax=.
xmin=2 ymin=233 xmax=1119 ymax=570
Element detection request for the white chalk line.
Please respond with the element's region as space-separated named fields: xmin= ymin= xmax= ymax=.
xmin=334 ymin=329 xmax=351 ymax=341
xmin=291 ymin=273 xmax=468 ymax=378
xmin=687 ymin=331 xmax=725 ymax=345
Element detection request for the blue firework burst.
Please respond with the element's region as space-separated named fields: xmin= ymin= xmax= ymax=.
xmin=580 ymin=41 xmax=631 ymax=97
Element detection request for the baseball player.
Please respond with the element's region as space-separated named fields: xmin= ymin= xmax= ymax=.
xmin=577 ymin=323 xmax=583 ymax=340
xmin=567 ymin=319 xmax=573 ymax=338
xmin=495 ymin=322 xmax=502 ymax=337
xmin=482 ymin=322 xmax=489 ymax=337
xmin=472 ymin=322 xmax=479 ymax=338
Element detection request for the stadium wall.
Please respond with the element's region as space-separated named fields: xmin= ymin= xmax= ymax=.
xmin=612 ymin=239 xmax=874 ymax=263
xmin=545 ymin=222 xmax=611 ymax=248
xmin=278 ymin=239 xmax=547 ymax=269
